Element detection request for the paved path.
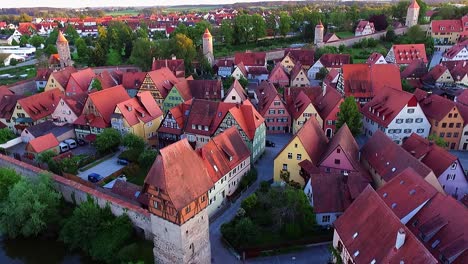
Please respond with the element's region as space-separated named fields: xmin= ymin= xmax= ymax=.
xmin=0 ymin=59 xmax=37 ymax=71
xmin=77 ymin=152 xmax=124 ymax=181
xmin=211 ymin=134 xmax=334 ymax=264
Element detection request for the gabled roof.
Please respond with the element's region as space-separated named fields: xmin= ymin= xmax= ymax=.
xmin=184 ymin=99 xmax=223 ymax=136
xmin=49 ymin=66 xmax=77 ymax=88
xmin=318 ymin=54 xmax=351 ymax=68
xmin=323 ymin=32 xmax=339 ymax=43
xmin=414 ymin=89 xmax=457 ymax=121
xmin=87 ymin=85 xmax=130 ymax=123
xmin=234 ymin=51 xmax=266 ymax=67
xmin=146 ymin=68 xmax=179 ymax=98
xmin=313 ymin=86 xmax=343 ymax=120
xmin=334 ymin=186 xmax=437 ymax=264
xmin=26 ymin=133 xmax=59 ymax=153
xmin=361 ymin=87 xmax=417 ymax=127
xmin=188 ymin=80 xmax=222 ymax=101
xmin=23 ymin=120 xmax=73 ymax=138
xmin=62 ymin=93 xmax=87 ymax=116
xmin=284 ymin=48 xmax=315 ymax=66
xmin=401 ymin=59 xmax=428 ymax=79
xmin=256 ymin=81 xmax=281 ymax=116
xmin=355 ymin=20 xmax=374 ymax=32
xmin=319 ymin=124 xmax=360 ymax=169
xmin=57 ymin=30 xmax=68 ymax=42
xmin=288 ymin=90 xmax=313 ymax=120
xmin=227 ymin=100 xmax=264 ymax=140
xmin=234 ymin=62 xmax=248 ymax=76
xmin=290 ymin=61 xmax=306 ymax=81
xmin=443 ymin=40 xmax=468 ymax=60
xmin=431 ymin=19 xmax=463 ymax=34
xmin=95 ymin=70 xmax=119 ymax=90
xmin=0 ymin=94 xmax=24 ymax=120
xmin=422 ymin=65 xmax=450 ymax=84
xmin=115 ymin=91 xmax=163 ymax=126
xmin=145 ymin=138 xmax=213 ymax=211
xmin=121 ymin=71 xmax=146 ymax=90
xmin=36 ymin=68 xmax=53 ymax=82
xmin=226 ymin=79 xmax=247 ymax=102
xmin=310 ymin=171 xmax=370 ymax=213
xmin=216 ymin=59 xmax=234 ymax=68
xmin=408 ymin=0 xmax=420 ymax=9
xmin=391 ymin=44 xmax=428 ymax=64
xmin=402 ymin=133 xmax=458 ymax=177
xmin=158 ymin=101 xmax=191 ymax=135
xmin=442 ymin=60 xmax=468 ymax=82
xmin=173 ymin=79 xmax=192 ymax=101
xmin=18 ymin=88 xmax=62 ymax=121
xmin=248 ymin=66 xmax=269 ymax=75
xmin=284 ymin=86 xmax=322 ymax=106
xmin=361 ymin=130 xmax=433 ymax=182
xmin=366 ymin=52 xmax=384 ymax=65
xmin=376 ymin=168 xmax=437 ymax=221
xmin=407 ymin=193 xmax=468 ymax=264
xmin=151 ymin=58 xmax=185 ymax=78
xmin=66 ymin=68 xmax=95 ymax=94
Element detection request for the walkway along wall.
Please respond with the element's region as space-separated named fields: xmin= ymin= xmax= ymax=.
xmin=0 ymin=154 xmax=153 ymax=239
xmin=320 ymin=27 xmax=410 ymax=48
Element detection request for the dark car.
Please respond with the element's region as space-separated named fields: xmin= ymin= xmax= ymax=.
xmin=266 ymin=140 xmax=275 ymax=147
xmin=77 ymin=139 xmax=87 ymax=146
xmin=117 ymin=158 xmax=129 ymax=165
xmin=88 ymin=173 xmax=102 ymax=183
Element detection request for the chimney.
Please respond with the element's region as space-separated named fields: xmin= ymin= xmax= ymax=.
xmin=395 ymin=228 xmax=406 ymax=250
xmin=322 ymin=83 xmax=327 ymax=97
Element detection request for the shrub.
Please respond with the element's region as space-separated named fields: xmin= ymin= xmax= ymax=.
xmin=138 ymin=149 xmax=158 ymax=169
xmin=241 ymin=193 xmax=258 ymax=213
xmin=119 ymin=149 xmax=141 ymax=163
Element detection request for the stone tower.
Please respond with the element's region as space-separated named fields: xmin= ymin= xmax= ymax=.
xmin=144 ymin=139 xmax=211 ymax=264
xmin=405 ymin=0 xmax=420 ymax=28
xmin=314 ymin=21 xmax=324 ymax=46
xmin=202 ymin=28 xmax=214 ymax=67
xmin=56 ymin=31 xmax=72 ymax=68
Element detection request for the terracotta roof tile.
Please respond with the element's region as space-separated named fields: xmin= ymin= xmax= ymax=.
xmin=284 ymin=48 xmax=315 ymax=66
xmin=431 ymin=19 xmax=463 ymax=34
xmin=443 ymin=40 xmax=468 ymax=60
xmin=318 ymin=54 xmax=351 ymax=68
xmin=255 ymin=81 xmax=280 ymax=116
xmin=111 ymin=179 xmax=142 ymax=201
xmin=296 ymin=117 xmax=328 ymax=165
xmin=422 ymin=65 xmax=450 ymax=84
xmin=391 ymin=44 xmax=428 ymax=64
xmin=121 ymin=71 xmax=146 ymax=90
xmin=288 ymin=90 xmax=313 ymax=120
xmin=313 ymin=86 xmax=343 ymax=120
xmin=145 ymin=138 xmax=213 ymax=210
xmin=65 ymin=68 xmax=96 ymax=94
xmin=0 ymin=94 xmax=24 ymax=120
xmin=95 ymin=70 xmax=119 ymax=89
xmin=234 ymin=62 xmax=248 ymax=76
xmin=49 ymin=66 xmax=78 ymax=89
xmin=401 ymin=59 xmax=428 ymax=79
xmin=188 ymin=80 xmax=223 ymax=101
xmin=290 ymin=61 xmax=305 ymax=80
xmin=18 ymin=88 xmax=63 ymax=121
xmin=115 ymin=91 xmax=162 ymax=127
xmin=151 ymin=59 xmax=185 ymax=78
xmin=442 ymin=60 xmax=468 ymax=83
xmin=334 ymin=186 xmax=437 ymax=264
xmin=376 ymin=168 xmax=437 ymax=221
xmin=355 ymin=20 xmax=374 ymax=33
xmin=361 ymin=130 xmax=433 ymax=182
xmin=319 ymin=124 xmax=360 ymax=170
xmin=146 ymin=68 xmax=179 ymax=98
xmin=86 ymin=85 xmax=130 ymax=123
xmin=366 ymin=52 xmax=384 ymax=65
xmin=26 ymin=133 xmax=59 ymax=153
xmin=234 ymin=51 xmax=266 ymax=67
xmin=414 ymin=89 xmax=457 ymax=121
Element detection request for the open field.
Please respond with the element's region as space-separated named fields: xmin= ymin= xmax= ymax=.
xmin=105 ymin=9 xmax=140 ymax=16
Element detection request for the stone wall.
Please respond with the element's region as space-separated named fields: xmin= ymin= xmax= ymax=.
xmin=0 ymin=154 xmax=153 ymax=239
xmin=322 ymin=27 xmax=409 ymax=48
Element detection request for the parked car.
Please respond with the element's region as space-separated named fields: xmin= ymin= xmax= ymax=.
xmin=59 ymin=142 xmax=70 ymax=153
xmin=88 ymin=173 xmax=102 ymax=183
xmin=64 ymin=139 xmax=77 ymax=149
xmin=266 ymin=140 xmax=275 ymax=147
xmin=77 ymin=139 xmax=87 ymax=146
xmin=117 ymin=158 xmax=129 ymax=165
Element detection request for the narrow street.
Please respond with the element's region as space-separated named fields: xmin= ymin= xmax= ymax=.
xmin=210 ymin=134 xmax=331 ymax=264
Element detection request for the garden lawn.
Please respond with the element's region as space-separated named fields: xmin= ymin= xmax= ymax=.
xmin=214 ymin=36 xmax=303 ymax=58
xmin=335 ymin=31 xmax=355 ymax=39
xmin=0 ymin=65 xmax=36 ymax=85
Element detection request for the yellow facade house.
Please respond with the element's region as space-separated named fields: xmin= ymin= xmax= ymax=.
xmin=112 ymin=91 xmax=163 ymax=144
xmin=280 ymin=53 xmax=296 ymax=74
xmin=44 ymin=66 xmax=77 ymax=92
xmin=289 ymin=91 xmax=323 ymax=134
xmin=274 ymin=117 xmax=328 ymax=187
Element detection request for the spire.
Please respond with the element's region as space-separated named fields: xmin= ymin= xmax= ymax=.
xmin=316 ymin=20 xmax=324 ymax=28
xmin=409 ymin=0 xmax=420 ymax=9
xmin=203 ymin=28 xmax=212 ymax=38
xmin=57 ymin=30 xmax=68 ymax=43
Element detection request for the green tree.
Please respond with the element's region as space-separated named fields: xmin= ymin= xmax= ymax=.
xmin=416 ymin=0 xmax=428 ymax=24
xmin=0 ymin=128 xmax=15 ymax=144
xmin=91 ymin=79 xmax=102 ymax=91
xmin=251 ymin=14 xmax=266 ymax=42
xmin=92 ymin=42 xmax=108 ymax=66
xmin=129 ymin=38 xmax=158 ymax=71
xmin=385 ymin=26 xmax=396 ymax=42
xmin=75 ymin=38 xmax=89 ymax=63
xmin=219 ymin=20 xmax=234 ymax=45
xmin=265 ymin=14 xmax=278 ymax=37
xmin=36 ymin=150 xmax=57 ymax=164
xmin=106 ymin=48 xmax=122 ymax=66
xmin=19 ymin=35 xmax=29 ymax=47
xmin=241 ymin=193 xmax=258 ymax=214
xmin=428 ymin=133 xmax=448 ymax=148
xmin=336 ymin=96 xmax=362 ymax=136
xmin=402 ymin=79 xmax=415 ymax=93
xmin=138 ymin=149 xmax=158 ymax=169
xmin=406 ymin=25 xmax=426 ymax=43
xmin=18 ymin=13 xmax=32 ymax=22
xmin=233 ymin=14 xmax=253 ymax=44
xmin=64 ymin=25 xmax=80 ymax=45
xmin=60 ymin=156 xmax=82 ymax=174
xmin=122 ymin=133 xmax=145 ymax=152
xmin=0 ymin=168 xmax=21 ymax=202
xmin=95 ymin=128 xmax=122 ymax=154
xmin=279 ymin=12 xmax=291 ymax=37
xmin=238 ymin=76 xmax=249 ymax=88
xmin=44 ymin=44 xmax=58 ymax=56
xmin=0 ymin=173 xmax=61 ymax=238
xmin=29 ymin=35 xmax=44 ymax=48
xmin=45 ymin=28 xmax=59 ymax=47
xmin=171 ymin=33 xmax=196 ymax=67
xmin=316 ymin=67 xmax=329 ymax=81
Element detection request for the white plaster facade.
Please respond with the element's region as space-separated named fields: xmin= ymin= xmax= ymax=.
xmin=363 ymin=104 xmax=430 ymax=145
xmin=51 ymin=98 xmax=79 ymax=125
xmin=442 ymin=47 xmax=468 ymax=62
xmin=308 ymin=60 xmax=324 ymax=80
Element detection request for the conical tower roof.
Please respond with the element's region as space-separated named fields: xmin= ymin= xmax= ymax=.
xmin=316 ymin=20 xmax=324 ymax=28
xmin=203 ymin=28 xmax=212 ymax=38
xmin=409 ymin=0 xmax=420 ymax=9
xmin=57 ymin=31 xmax=68 ymax=43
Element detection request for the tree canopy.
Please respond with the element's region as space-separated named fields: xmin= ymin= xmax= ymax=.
xmin=336 ymin=96 xmax=362 ymax=136
xmin=95 ymin=128 xmax=122 ymax=154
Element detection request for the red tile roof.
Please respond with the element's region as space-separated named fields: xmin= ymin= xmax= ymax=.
xmin=226 ymin=79 xmax=248 ymax=102
xmin=431 ymin=19 xmax=463 ymax=34
xmin=199 ymin=127 xmax=250 ymax=183
xmin=334 ymin=186 xmax=437 ymax=264
xmin=361 ymin=130 xmax=433 ymax=182
xmin=366 ymin=52 xmax=384 ymax=65
xmin=26 ymin=133 xmax=59 ymax=153
xmin=57 ymin=30 xmax=68 ymax=42
xmin=414 ymin=89 xmax=457 ymax=121
xmin=407 ymin=193 xmax=468 ymax=264
xmin=234 ymin=62 xmax=248 ymax=76
xmin=256 ymin=81 xmax=281 ymax=116
xmin=227 ymin=100 xmax=264 ymax=140
xmin=18 ymin=88 xmax=63 ymax=121
xmin=355 ymin=20 xmax=374 ymax=33
xmin=361 ymin=87 xmax=417 ymax=127
xmin=121 ymin=71 xmax=146 ymax=90
xmin=146 ymin=68 xmax=179 ymax=98
xmin=402 ymin=133 xmax=458 ymax=177
xmin=216 ymin=59 xmax=234 ymax=68
xmin=284 ymin=48 xmax=315 ymax=66
xmin=442 ymin=60 xmax=468 ymax=83
xmin=391 ymin=44 xmax=428 ymax=64
xmin=408 ymin=0 xmax=420 ymax=9
xmin=151 ymin=58 xmax=185 ymax=78
xmin=80 ymin=85 xmax=130 ymax=125
xmin=288 ymin=90 xmax=313 ymax=120
xmin=401 ymin=59 xmax=428 ymax=79
xmin=158 ymin=101 xmax=191 ymax=135
xmin=248 ymin=66 xmax=269 ymax=75
xmin=318 ymin=54 xmax=351 ymax=68
xmin=234 ymin=51 xmax=266 ymax=67
xmin=0 ymin=94 xmax=24 ymax=120
xmin=145 ymin=138 xmax=213 ymax=210
xmin=376 ymin=168 xmax=437 ymax=221
xmin=319 ymin=124 xmax=360 ymax=170
xmin=115 ymin=91 xmax=163 ymax=126
xmin=111 ymin=179 xmax=142 ymax=201
xmin=50 ymin=66 xmax=78 ymax=88
xmin=290 ymin=61 xmax=306 ymax=81
xmin=66 ymin=68 xmax=95 ymax=94
xmin=443 ymin=40 xmax=468 ymax=60
xmin=95 ymin=70 xmax=119 ymax=90
xmin=188 ymin=80 xmax=223 ymax=101
xmin=284 ymin=86 xmax=322 ymax=106
xmin=313 ymin=86 xmax=343 ymax=120
xmin=309 ymin=171 xmax=370 ymax=213
xmin=63 ymin=93 xmax=87 ymax=116
xmin=422 ymin=65 xmax=450 ymax=84
xmin=295 ymin=117 xmax=328 ymax=165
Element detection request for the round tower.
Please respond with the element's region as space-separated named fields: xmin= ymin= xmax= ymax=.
xmin=405 ymin=0 xmax=420 ymax=28
xmin=56 ymin=30 xmax=72 ymax=68
xmin=314 ymin=21 xmax=324 ymax=46
xmin=202 ymin=28 xmax=214 ymax=67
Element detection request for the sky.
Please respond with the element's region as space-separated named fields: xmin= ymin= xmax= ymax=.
xmin=2 ymin=0 xmax=296 ymax=8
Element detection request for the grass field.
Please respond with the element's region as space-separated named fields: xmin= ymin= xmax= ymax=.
xmin=165 ymin=5 xmax=223 ymax=12
xmin=0 ymin=65 xmax=36 ymax=85
xmin=105 ymin=9 xmax=140 ymax=16
xmin=335 ymin=31 xmax=355 ymax=39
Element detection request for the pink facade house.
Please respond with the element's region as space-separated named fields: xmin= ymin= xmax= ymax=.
xmin=255 ymin=81 xmax=290 ymax=134
xmin=52 ymin=94 xmax=87 ymax=126
xmin=268 ymin=64 xmax=289 ymax=87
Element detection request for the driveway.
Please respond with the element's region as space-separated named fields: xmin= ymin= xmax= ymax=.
xmin=77 ymin=152 xmax=125 ymax=181
xmin=211 ymin=134 xmax=330 ymax=263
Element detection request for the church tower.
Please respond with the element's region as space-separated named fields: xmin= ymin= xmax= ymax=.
xmin=405 ymin=0 xmax=420 ymax=28
xmin=314 ymin=21 xmax=324 ymax=46
xmin=202 ymin=28 xmax=214 ymax=67
xmin=56 ymin=31 xmax=72 ymax=68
